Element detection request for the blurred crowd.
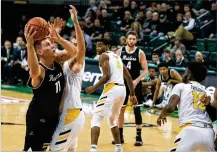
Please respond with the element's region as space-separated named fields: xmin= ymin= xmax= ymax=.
xmin=1 ymin=0 xmax=217 ymax=85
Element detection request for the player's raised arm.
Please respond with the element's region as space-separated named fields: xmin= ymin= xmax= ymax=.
xmin=49 ymin=21 xmax=77 ymax=61
xmin=24 ymin=24 xmax=43 ymax=80
xmin=85 ymin=53 xmax=110 ymax=94
xmin=69 ymin=5 xmax=85 ymax=64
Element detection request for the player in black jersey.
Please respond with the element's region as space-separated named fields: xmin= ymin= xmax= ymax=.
xmin=114 ymin=31 xmax=148 ymax=146
xmin=23 ymin=19 xmax=77 ymax=151
xmin=142 ymin=68 xmax=157 ymax=106
xmin=152 ymin=62 xmax=182 ymax=109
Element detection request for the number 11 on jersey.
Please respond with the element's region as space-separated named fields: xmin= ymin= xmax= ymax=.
xmin=55 ymin=81 xmax=61 ymax=93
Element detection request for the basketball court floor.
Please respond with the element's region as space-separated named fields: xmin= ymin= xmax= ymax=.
xmin=1 ymin=89 xmax=181 ymax=151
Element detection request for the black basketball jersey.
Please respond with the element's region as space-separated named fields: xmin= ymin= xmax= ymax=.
xmin=159 ymin=69 xmax=173 ymax=83
xmin=27 ymin=61 xmax=65 ymax=118
xmin=121 ymin=47 xmax=141 ymax=80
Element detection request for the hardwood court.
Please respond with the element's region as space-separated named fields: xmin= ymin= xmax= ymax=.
xmin=1 ymin=90 xmax=179 ymax=151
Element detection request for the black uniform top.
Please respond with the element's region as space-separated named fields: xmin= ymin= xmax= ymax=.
xmin=27 ymin=61 xmax=65 ymax=118
xmin=121 ymin=47 xmax=141 ymax=80
xmin=159 ymin=69 xmax=173 ymax=83
xmin=147 ymin=77 xmax=157 ymax=93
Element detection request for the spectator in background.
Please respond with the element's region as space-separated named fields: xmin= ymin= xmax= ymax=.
xmin=174 ymin=11 xmax=195 ymax=41
xmin=136 ymin=10 xmax=145 ymax=26
xmin=1 ymin=40 xmax=14 ymax=82
xmin=174 ymin=3 xmax=183 ymax=18
xmin=13 ymin=36 xmax=23 ymax=50
xmin=118 ymin=0 xmax=131 ymax=21
xmin=184 ymin=4 xmax=196 ymax=18
xmin=84 ymin=0 xmax=97 ymax=18
xmin=163 ymin=49 xmax=175 ymax=66
xmin=117 ymin=36 xmax=126 ymax=49
xmin=145 ymin=12 xmax=159 ymax=35
xmin=103 ymin=32 xmax=115 ymax=45
xmin=157 ymin=14 xmax=170 ymax=36
xmin=152 ymin=53 xmax=161 ymax=65
xmin=175 ymin=49 xmax=189 ymax=67
xmin=98 ymin=0 xmax=107 ymax=10
xmin=130 ymin=1 xmax=138 ymax=18
xmin=195 ymin=51 xmax=209 ymax=68
xmin=170 ymin=13 xmax=183 ymax=32
xmin=156 ymin=3 xmax=161 ymax=13
xmin=99 ymin=9 xmax=111 ymax=32
xmin=120 ymin=11 xmax=134 ymax=32
xmin=160 ymin=3 xmax=173 ymax=21
xmin=84 ymin=9 xmax=96 ymax=31
xmin=129 ymin=21 xmax=143 ymax=43
xmin=143 ymin=10 xmax=152 ymax=29
xmin=91 ymin=19 xmax=104 ymax=40
xmin=168 ymin=38 xmax=186 ymax=55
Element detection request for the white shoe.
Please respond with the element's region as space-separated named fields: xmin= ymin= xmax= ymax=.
xmin=146 ymin=99 xmax=153 ymax=107
xmin=90 ymin=148 xmax=97 ymax=152
xmin=155 ymin=102 xmax=166 ymax=109
xmin=115 ymin=147 xmax=123 ymax=152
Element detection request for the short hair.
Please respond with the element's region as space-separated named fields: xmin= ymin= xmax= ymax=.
xmin=152 ymin=52 xmax=159 ymax=56
xmin=187 ymin=61 xmax=207 ymax=82
xmin=164 ymin=49 xmax=170 ymax=54
xmin=96 ymin=38 xmax=110 ymax=45
xmin=158 ymin=62 xmax=168 ymax=69
xmin=126 ymin=30 xmax=138 ymax=38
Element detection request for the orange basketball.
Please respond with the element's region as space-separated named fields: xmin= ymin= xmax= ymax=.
xmin=27 ymin=17 xmax=49 ymax=41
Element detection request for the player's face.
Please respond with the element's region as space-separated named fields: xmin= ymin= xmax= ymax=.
xmin=126 ymin=35 xmax=137 ymax=47
xmin=40 ymin=38 xmax=56 ymax=58
xmin=149 ymin=69 xmax=156 ymax=78
xmin=159 ymin=67 xmax=168 ymax=77
xmin=182 ymin=68 xmax=191 ymax=83
xmin=96 ymin=42 xmax=107 ymax=55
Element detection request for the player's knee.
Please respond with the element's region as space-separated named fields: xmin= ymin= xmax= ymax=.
xmin=134 ymin=107 xmax=142 ymax=125
xmin=91 ymin=114 xmax=103 ymax=128
xmin=108 ymin=115 xmax=117 ymax=128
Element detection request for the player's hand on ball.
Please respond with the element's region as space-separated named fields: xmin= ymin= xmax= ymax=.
xmin=157 ymin=116 xmax=167 ymax=126
xmin=69 ymin=5 xmax=78 ymax=22
xmin=130 ymin=95 xmax=138 ymax=106
xmin=53 ymin=18 xmax=64 ymax=34
xmin=24 ymin=24 xmax=37 ymax=46
xmin=85 ymin=86 xmax=95 ymax=94
xmin=48 ymin=22 xmax=61 ymax=42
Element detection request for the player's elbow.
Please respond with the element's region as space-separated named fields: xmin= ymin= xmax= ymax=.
xmin=103 ymin=75 xmax=110 ymax=82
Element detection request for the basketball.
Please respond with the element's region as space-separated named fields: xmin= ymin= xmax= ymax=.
xmin=27 ymin=17 xmax=49 ymax=41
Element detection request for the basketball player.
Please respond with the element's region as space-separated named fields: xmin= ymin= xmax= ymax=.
xmin=116 ymin=31 xmax=148 ymax=146
xmin=49 ymin=6 xmax=86 ymax=151
xmin=152 ymin=62 xmax=182 ymax=108
xmin=142 ymin=68 xmax=157 ymax=106
xmin=157 ymin=62 xmax=215 ymax=151
xmin=85 ymin=39 xmax=137 ymax=152
xmin=23 ymin=20 xmax=77 ymax=150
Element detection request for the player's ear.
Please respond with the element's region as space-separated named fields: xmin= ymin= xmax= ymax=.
xmin=36 ymin=49 xmax=43 ymax=56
